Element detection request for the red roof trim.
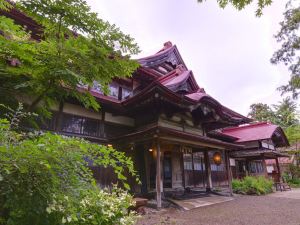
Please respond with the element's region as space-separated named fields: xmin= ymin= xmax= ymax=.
xmin=220 ymin=122 xmax=289 ymax=147
xmin=111 ymin=124 xmax=244 ymax=149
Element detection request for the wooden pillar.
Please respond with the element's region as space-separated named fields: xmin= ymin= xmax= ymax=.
xmin=191 ymin=152 xmax=196 ymax=187
xmin=204 ymin=151 xmax=212 ymax=192
xmin=261 ymin=154 xmax=268 ymax=178
xmin=275 ymin=157 xmax=281 ymax=182
xmin=245 ymin=160 xmax=249 ymax=176
xmin=225 ymin=151 xmax=233 ymax=196
xmin=180 ymin=147 xmax=186 ymax=189
xmin=156 ymin=140 xmax=162 ymax=209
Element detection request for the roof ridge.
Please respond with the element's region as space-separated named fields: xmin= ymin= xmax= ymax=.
xmin=222 ymin=121 xmax=271 ymax=131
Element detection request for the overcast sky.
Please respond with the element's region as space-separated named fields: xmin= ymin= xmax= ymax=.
xmin=86 ymin=0 xmax=294 ymax=116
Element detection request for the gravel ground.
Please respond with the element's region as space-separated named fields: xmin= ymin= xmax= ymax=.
xmin=136 ymin=194 xmax=300 ymax=225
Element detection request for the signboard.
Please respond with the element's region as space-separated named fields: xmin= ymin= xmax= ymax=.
xmin=229 ymin=158 xmax=236 ymax=166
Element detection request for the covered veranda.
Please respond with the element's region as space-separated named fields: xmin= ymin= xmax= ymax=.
xmin=113 ymin=125 xmax=243 ymax=208
xmin=230 ymin=149 xmax=289 ymax=182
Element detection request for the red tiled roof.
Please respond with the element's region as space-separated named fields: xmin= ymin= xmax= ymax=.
xmin=221 ymin=122 xmax=288 ymax=145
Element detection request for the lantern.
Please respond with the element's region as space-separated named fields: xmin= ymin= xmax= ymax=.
xmin=213 ymin=152 xmax=222 ymax=165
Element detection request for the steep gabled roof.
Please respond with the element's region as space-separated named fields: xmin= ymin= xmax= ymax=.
xmin=138 ymin=41 xmax=187 ymax=75
xmin=158 ymin=65 xmax=200 ymax=93
xmin=220 ymin=122 xmax=289 ymax=147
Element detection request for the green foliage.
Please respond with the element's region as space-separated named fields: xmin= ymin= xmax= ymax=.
xmin=285 ymin=125 xmax=300 ymax=144
xmin=0 ymin=0 xmax=12 ymax=11
xmin=283 ymin=170 xmax=300 ymax=187
xmin=0 ymin=0 xmax=140 ymax=115
xmin=271 ymin=0 xmax=300 ymax=99
xmin=0 ymin=118 xmax=138 ymax=225
xmin=232 ymin=176 xmax=274 ymax=195
xmin=272 ymin=97 xmax=299 ymax=128
xmin=198 ymin=0 xmax=273 ymax=16
xmin=248 ymin=103 xmax=275 ymax=123
xmin=287 ymin=178 xmax=300 ymax=188
xmin=248 ymin=97 xmax=299 ymax=129
xmin=287 ymin=163 xmax=300 ymax=179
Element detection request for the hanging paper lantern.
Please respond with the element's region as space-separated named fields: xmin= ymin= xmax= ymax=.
xmin=213 ymin=152 xmax=222 ymax=165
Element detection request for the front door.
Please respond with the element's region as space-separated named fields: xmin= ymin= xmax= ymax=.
xmin=163 ymin=152 xmax=172 ymax=188
xmin=183 ymin=152 xmax=206 ymax=188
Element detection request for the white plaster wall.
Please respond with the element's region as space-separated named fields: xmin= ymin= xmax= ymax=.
xmin=63 ymin=103 xmax=102 ymax=120
xmin=105 ymin=112 xmax=134 ymax=126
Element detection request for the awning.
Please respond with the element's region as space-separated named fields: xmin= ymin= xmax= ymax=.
xmin=111 ymin=125 xmax=244 ymax=150
xmin=230 ymin=149 xmax=289 ymax=159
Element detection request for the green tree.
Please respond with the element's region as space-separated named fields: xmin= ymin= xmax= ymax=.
xmin=197 ymin=0 xmax=273 ymax=16
xmin=248 ymin=98 xmax=299 ymax=128
xmin=285 ymin=125 xmax=300 ymax=144
xmin=0 ymin=106 xmax=138 ymax=225
xmin=272 ymin=97 xmax=299 ymax=128
xmin=271 ymin=1 xmax=300 ymax=99
xmin=248 ymin=103 xmax=276 ymax=122
xmin=0 ymin=0 xmax=139 ymax=114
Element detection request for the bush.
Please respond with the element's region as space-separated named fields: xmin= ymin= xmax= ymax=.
xmin=232 ymin=176 xmax=274 ymax=195
xmin=283 ymin=173 xmax=300 ymax=188
xmin=287 ymin=178 xmax=300 ymax=188
xmin=0 ymin=118 xmax=138 ymax=225
xmin=287 ymin=164 xmax=300 ymax=179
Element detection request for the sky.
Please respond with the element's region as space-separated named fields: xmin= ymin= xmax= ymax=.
xmin=86 ymin=0 xmax=294 ymax=116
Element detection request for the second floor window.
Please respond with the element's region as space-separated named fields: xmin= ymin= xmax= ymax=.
xmin=61 ymin=114 xmax=101 ymax=137
xmin=109 ymin=84 xmax=119 ymax=98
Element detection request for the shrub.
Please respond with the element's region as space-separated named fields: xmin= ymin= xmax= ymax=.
xmin=287 ymin=164 xmax=300 ymax=179
xmin=283 ymin=173 xmax=300 ymax=188
xmin=0 ymin=118 xmax=138 ymax=225
xmin=232 ymin=176 xmax=274 ymax=195
xmin=287 ymin=178 xmax=300 ymax=188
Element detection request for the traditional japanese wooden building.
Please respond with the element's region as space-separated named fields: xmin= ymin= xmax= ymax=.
xmin=2 ymin=5 xmax=291 ymax=208
xmin=215 ymin=122 xmax=289 ymax=182
xmin=46 ymin=42 xmax=255 ymax=207
xmin=65 ymin=42 xmax=251 ymax=207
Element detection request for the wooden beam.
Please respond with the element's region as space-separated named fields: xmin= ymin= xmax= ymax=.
xmin=225 ymin=151 xmax=233 ymax=196
xmin=275 ymin=157 xmax=281 ymax=182
xmin=156 ymin=140 xmax=162 ymax=209
xmin=159 ymin=137 xmax=226 ymax=150
xmin=204 ymin=151 xmax=212 ymax=192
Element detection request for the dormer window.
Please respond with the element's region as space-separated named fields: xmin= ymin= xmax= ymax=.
xmin=92 ymin=81 xmax=103 ymax=93
xmin=109 ymin=83 xmax=119 ymax=98
xmin=122 ymin=87 xmax=131 ymax=99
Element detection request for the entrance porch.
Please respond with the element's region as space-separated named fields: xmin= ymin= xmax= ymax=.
xmin=114 ymin=126 xmax=243 ymax=208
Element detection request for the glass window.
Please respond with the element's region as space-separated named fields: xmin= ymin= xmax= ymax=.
xmin=122 ymin=87 xmax=131 ymax=99
xmin=183 ymin=154 xmax=193 ymax=170
xmin=82 ymin=118 xmax=98 ymax=137
xmin=61 ymin=114 xmax=101 ymax=137
xmin=92 ymin=81 xmax=103 ymax=93
xmin=109 ymin=84 xmax=119 ymax=98
xmin=193 ymin=152 xmax=204 ymax=171
xmin=61 ymin=114 xmax=83 ymax=134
